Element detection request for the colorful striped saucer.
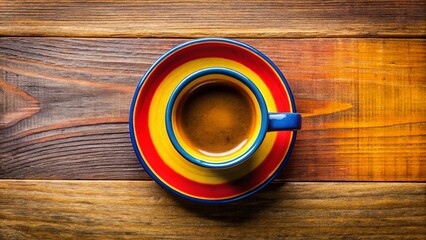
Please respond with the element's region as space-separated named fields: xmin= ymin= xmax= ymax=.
xmin=129 ymin=38 xmax=298 ymax=204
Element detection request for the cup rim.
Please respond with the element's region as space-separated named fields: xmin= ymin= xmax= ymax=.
xmin=166 ymin=67 xmax=269 ymax=169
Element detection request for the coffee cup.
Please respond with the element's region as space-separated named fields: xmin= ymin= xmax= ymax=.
xmin=166 ymin=67 xmax=301 ymax=169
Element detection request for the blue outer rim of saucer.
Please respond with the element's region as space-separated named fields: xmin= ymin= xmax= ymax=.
xmin=129 ymin=38 xmax=298 ymax=204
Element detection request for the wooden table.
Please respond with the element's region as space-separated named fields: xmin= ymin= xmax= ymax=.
xmin=1 ymin=1 xmax=425 ymax=239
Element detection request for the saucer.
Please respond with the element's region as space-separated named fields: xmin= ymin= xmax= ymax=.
xmin=129 ymin=38 xmax=297 ymax=204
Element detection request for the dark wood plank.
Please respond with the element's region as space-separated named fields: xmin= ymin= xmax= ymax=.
xmin=0 ymin=181 xmax=425 ymax=239
xmin=0 ymin=0 xmax=425 ymax=38
xmin=0 ymin=38 xmax=425 ymax=181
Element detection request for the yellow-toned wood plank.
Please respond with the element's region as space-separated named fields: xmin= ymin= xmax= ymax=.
xmin=0 ymin=180 xmax=425 ymax=239
xmin=0 ymin=0 xmax=425 ymax=38
xmin=0 ymin=38 xmax=425 ymax=181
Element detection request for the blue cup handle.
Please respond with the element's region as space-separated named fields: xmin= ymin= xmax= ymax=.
xmin=268 ymin=113 xmax=302 ymax=131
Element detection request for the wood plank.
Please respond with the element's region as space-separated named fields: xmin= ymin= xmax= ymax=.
xmin=0 ymin=0 xmax=425 ymax=38
xmin=0 ymin=181 xmax=425 ymax=239
xmin=0 ymin=38 xmax=425 ymax=181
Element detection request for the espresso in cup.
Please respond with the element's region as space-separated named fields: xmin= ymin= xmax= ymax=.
xmin=176 ymin=81 xmax=255 ymax=156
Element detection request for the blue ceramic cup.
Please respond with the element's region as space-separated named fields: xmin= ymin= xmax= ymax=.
xmin=166 ymin=67 xmax=301 ymax=169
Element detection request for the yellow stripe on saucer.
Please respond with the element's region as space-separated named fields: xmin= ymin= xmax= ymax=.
xmin=148 ymin=58 xmax=277 ymax=184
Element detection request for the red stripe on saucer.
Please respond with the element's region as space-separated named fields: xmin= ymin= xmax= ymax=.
xmin=133 ymin=41 xmax=292 ymax=200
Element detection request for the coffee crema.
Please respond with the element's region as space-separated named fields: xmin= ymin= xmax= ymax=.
xmin=176 ymin=81 xmax=255 ymax=156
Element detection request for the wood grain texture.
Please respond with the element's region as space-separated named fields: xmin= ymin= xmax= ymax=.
xmin=0 ymin=181 xmax=425 ymax=239
xmin=0 ymin=38 xmax=425 ymax=181
xmin=0 ymin=0 xmax=425 ymax=38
